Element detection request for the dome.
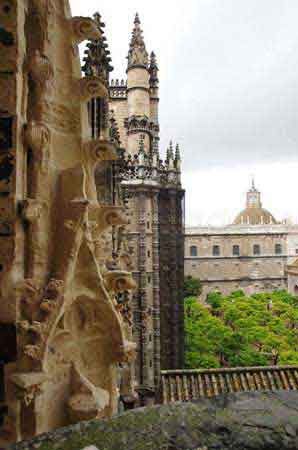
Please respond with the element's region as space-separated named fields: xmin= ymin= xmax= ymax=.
xmin=232 ymin=179 xmax=277 ymax=225
xmin=233 ymin=207 xmax=277 ymax=225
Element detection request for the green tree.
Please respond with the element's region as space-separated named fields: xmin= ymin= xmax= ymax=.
xmin=184 ymin=289 xmax=298 ymax=369
xmin=184 ymin=276 xmax=202 ymax=298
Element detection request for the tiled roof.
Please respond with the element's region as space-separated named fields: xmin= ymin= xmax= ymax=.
xmin=160 ymin=366 xmax=298 ymax=404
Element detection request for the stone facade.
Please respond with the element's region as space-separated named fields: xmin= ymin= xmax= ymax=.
xmin=107 ymin=15 xmax=185 ymax=402
xmin=0 ymin=2 xmax=136 ymax=446
xmin=185 ymin=184 xmax=298 ymax=299
xmin=286 ymin=259 xmax=298 ymax=295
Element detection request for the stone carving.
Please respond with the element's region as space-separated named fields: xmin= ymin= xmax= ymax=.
xmin=78 ymin=76 xmax=108 ymax=102
xmin=104 ymin=270 xmax=137 ymax=294
xmin=23 ymin=121 xmax=50 ymax=173
xmin=127 ymin=14 xmax=148 ymax=68
xmin=28 ymin=51 xmax=54 ymax=85
xmin=20 ymin=199 xmax=43 ymax=223
xmin=83 ymin=139 xmax=118 ymax=162
xmin=10 ymin=373 xmax=47 ymax=406
xmin=71 ymin=17 xmax=101 ymax=44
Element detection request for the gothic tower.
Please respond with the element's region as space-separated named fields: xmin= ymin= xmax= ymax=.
xmin=108 ymin=14 xmax=185 ymax=403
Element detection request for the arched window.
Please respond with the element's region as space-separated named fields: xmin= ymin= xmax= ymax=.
xmin=253 ymin=244 xmax=261 ymax=255
xmin=233 ymin=245 xmax=240 ymax=256
xmin=212 ymin=245 xmax=220 ymax=256
xmin=275 ymin=243 xmax=282 ymax=255
xmin=190 ymin=245 xmax=197 ymax=257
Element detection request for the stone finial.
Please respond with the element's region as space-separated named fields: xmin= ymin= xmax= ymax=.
xmin=149 ymin=51 xmax=159 ymax=87
xmin=175 ymin=143 xmax=181 ymax=170
xmin=127 ymin=13 xmax=148 ymax=69
xmin=152 ymin=138 xmax=160 ymax=167
xmin=81 ymin=12 xmax=113 ymax=80
xmin=138 ymin=135 xmax=146 ymax=165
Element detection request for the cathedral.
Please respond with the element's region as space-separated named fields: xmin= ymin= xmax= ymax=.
xmin=108 ymin=14 xmax=185 ymax=403
xmin=82 ymin=12 xmax=185 ymax=405
xmin=185 ymin=181 xmax=298 ymax=298
xmin=0 ymin=4 xmax=184 ymax=445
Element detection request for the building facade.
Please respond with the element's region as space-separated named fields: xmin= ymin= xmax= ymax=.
xmin=185 ymin=182 xmax=298 ymax=299
xmin=0 ymin=4 xmax=137 ymax=445
xmin=108 ymin=15 xmax=185 ymax=401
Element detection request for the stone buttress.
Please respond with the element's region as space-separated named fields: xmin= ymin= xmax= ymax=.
xmin=0 ymin=1 xmax=136 ymax=445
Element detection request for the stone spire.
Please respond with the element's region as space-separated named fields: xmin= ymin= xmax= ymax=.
xmin=127 ymin=13 xmax=148 ymax=69
xmin=149 ymin=51 xmax=159 ymax=87
xmin=175 ymin=143 xmax=181 ymax=170
xmin=166 ymin=141 xmax=174 ymax=169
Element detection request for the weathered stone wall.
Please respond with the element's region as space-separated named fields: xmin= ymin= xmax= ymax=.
xmin=12 ymin=391 xmax=298 ymax=450
xmin=0 ymin=0 xmax=136 ymax=444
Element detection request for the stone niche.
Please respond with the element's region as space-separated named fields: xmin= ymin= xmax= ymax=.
xmin=0 ymin=0 xmax=136 ymax=445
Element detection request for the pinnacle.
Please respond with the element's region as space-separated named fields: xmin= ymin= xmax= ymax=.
xmin=175 ymin=143 xmax=181 ymax=161
xmin=134 ymin=12 xmax=141 ymax=24
xmin=127 ymin=12 xmax=148 ymax=68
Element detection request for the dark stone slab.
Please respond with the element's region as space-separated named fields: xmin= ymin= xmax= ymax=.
xmin=12 ymin=391 xmax=298 ymax=450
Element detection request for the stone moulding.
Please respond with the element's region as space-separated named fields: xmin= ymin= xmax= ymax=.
xmin=78 ymin=76 xmax=109 ymax=102
xmin=71 ymin=16 xmax=101 ymax=44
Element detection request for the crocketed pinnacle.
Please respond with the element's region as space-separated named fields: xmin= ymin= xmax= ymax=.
xmin=149 ymin=51 xmax=159 ymax=87
xmin=82 ymin=11 xmax=113 ymax=78
xmin=152 ymin=138 xmax=160 ymax=166
xmin=127 ymin=13 xmax=148 ymax=69
xmin=175 ymin=143 xmax=181 ymax=161
xmin=167 ymin=141 xmax=174 ymax=161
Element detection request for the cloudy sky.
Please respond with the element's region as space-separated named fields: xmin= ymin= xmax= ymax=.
xmin=71 ymin=0 xmax=298 ymax=225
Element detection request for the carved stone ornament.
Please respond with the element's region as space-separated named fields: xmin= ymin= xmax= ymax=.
xmin=88 ymin=205 xmax=129 ymax=233
xmin=78 ymin=76 xmax=108 ymax=102
xmin=104 ymin=270 xmax=137 ymax=294
xmin=71 ymin=16 xmax=101 ymax=44
xmin=10 ymin=372 xmax=47 ymax=406
xmin=20 ymin=199 xmax=43 ymax=223
xmin=23 ymin=121 xmax=50 ymax=159
xmin=28 ymin=50 xmax=54 ymax=85
xmin=117 ymin=340 xmax=137 ymax=363
xmin=23 ymin=345 xmax=42 ymax=361
xmin=83 ymin=139 xmax=118 ymax=163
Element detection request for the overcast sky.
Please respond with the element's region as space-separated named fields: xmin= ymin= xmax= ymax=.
xmin=71 ymin=0 xmax=298 ymax=225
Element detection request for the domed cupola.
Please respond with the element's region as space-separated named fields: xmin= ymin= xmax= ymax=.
xmin=233 ymin=179 xmax=277 ymax=225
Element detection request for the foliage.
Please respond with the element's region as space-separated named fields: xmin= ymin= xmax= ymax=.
xmin=184 ymin=276 xmax=202 ymax=298
xmin=184 ymin=290 xmax=298 ymax=369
